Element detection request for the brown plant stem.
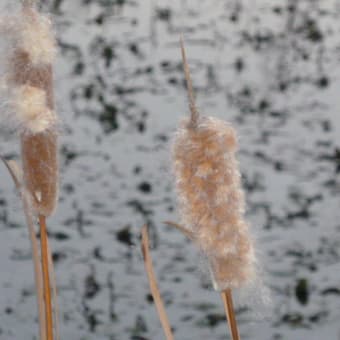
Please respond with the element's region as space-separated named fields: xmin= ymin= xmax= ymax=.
xmin=141 ymin=225 xmax=174 ymax=340
xmin=221 ymin=289 xmax=240 ymax=340
xmin=47 ymin=237 xmax=60 ymax=340
xmin=163 ymin=221 xmax=194 ymax=240
xmin=1 ymin=157 xmax=46 ymax=340
xmin=25 ymin=196 xmax=46 ymax=340
xmin=39 ymin=215 xmax=53 ymax=340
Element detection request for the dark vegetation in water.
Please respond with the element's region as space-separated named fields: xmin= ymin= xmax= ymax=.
xmin=0 ymin=0 xmax=338 ymax=339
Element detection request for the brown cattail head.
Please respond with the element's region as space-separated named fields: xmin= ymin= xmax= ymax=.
xmin=2 ymin=3 xmax=58 ymax=216
xmin=21 ymin=130 xmax=58 ymax=217
xmin=173 ymin=40 xmax=257 ymax=291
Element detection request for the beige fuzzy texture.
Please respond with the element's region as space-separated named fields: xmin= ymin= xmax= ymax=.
xmin=17 ymin=6 xmax=56 ymax=65
xmin=13 ymin=84 xmax=56 ymax=133
xmin=172 ymin=39 xmax=258 ymax=291
xmin=173 ymin=115 xmax=257 ymax=291
xmin=2 ymin=3 xmax=59 ymax=217
xmin=0 ymin=5 xmax=57 ymax=133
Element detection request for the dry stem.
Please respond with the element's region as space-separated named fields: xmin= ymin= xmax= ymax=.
xmin=221 ymin=289 xmax=240 ymax=340
xmin=39 ymin=215 xmax=53 ymax=340
xmin=141 ymin=225 xmax=174 ymax=340
xmin=1 ymin=157 xmax=46 ymax=340
xmin=47 ymin=237 xmax=60 ymax=340
xmin=25 ymin=196 xmax=47 ymax=340
xmin=163 ymin=221 xmax=194 ymax=240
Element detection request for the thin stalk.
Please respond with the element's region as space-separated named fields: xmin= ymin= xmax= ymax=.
xmin=221 ymin=289 xmax=240 ymax=340
xmin=39 ymin=215 xmax=53 ymax=340
xmin=163 ymin=221 xmax=194 ymax=240
xmin=24 ymin=195 xmax=46 ymax=340
xmin=47 ymin=237 xmax=60 ymax=340
xmin=1 ymin=157 xmax=46 ymax=340
xmin=141 ymin=225 xmax=174 ymax=340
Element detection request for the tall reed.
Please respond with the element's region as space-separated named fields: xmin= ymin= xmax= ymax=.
xmin=168 ymin=38 xmax=259 ymax=340
xmin=0 ymin=2 xmax=58 ymax=339
xmin=141 ymin=225 xmax=174 ymax=340
xmin=1 ymin=157 xmax=46 ymax=340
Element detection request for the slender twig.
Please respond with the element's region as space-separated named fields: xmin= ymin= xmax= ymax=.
xmin=141 ymin=225 xmax=174 ymax=340
xmin=3 ymin=161 xmax=57 ymax=340
xmin=180 ymin=36 xmax=199 ymax=128
xmin=0 ymin=158 xmax=46 ymax=340
xmin=163 ymin=221 xmax=195 ymax=240
xmin=24 ymin=195 xmax=47 ymax=340
xmin=47 ymin=237 xmax=60 ymax=340
xmin=0 ymin=157 xmax=22 ymax=190
xmin=39 ymin=215 xmax=53 ymax=340
xmin=221 ymin=289 xmax=240 ymax=340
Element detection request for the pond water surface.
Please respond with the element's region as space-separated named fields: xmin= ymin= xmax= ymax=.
xmin=0 ymin=0 xmax=339 ymax=339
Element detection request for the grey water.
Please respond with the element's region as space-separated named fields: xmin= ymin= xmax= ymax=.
xmin=0 ymin=0 xmax=339 ymax=339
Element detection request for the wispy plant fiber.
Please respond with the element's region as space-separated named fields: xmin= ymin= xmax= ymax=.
xmin=0 ymin=4 xmax=59 ymax=217
xmin=172 ymin=39 xmax=257 ymax=291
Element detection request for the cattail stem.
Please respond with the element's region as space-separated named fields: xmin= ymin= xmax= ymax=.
xmin=141 ymin=225 xmax=174 ymax=340
xmin=221 ymin=289 xmax=240 ymax=340
xmin=180 ymin=36 xmax=199 ymax=128
xmin=163 ymin=221 xmax=194 ymax=240
xmin=47 ymin=237 xmax=60 ymax=340
xmin=26 ymin=199 xmax=46 ymax=340
xmin=39 ymin=215 xmax=53 ymax=340
xmin=1 ymin=158 xmax=46 ymax=339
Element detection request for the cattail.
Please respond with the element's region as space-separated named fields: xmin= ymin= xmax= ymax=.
xmin=172 ymin=39 xmax=257 ymax=292
xmin=4 ymin=3 xmax=58 ymax=217
xmin=0 ymin=3 xmax=59 ymax=339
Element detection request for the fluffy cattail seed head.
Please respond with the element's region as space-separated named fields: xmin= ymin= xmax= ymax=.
xmin=15 ymin=4 xmax=56 ymax=65
xmin=1 ymin=3 xmax=58 ymax=216
xmin=21 ymin=130 xmax=58 ymax=216
xmin=173 ymin=116 xmax=257 ymax=291
xmin=172 ymin=39 xmax=258 ymax=291
xmin=13 ymin=84 xmax=56 ymax=133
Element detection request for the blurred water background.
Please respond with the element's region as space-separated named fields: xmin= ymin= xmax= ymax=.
xmin=0 ymin=0 xmax=339 ymax=339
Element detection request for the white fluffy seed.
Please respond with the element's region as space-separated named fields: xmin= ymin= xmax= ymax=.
xmin=13 ymin=85 xmax=55 ymax=133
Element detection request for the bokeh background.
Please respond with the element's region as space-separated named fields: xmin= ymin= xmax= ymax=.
xmin=0 ymin=0 xmax=339 ymax=339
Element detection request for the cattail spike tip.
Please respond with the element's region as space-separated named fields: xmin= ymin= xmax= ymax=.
xmin=180 ymin=36 xmax=199 ymax=128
